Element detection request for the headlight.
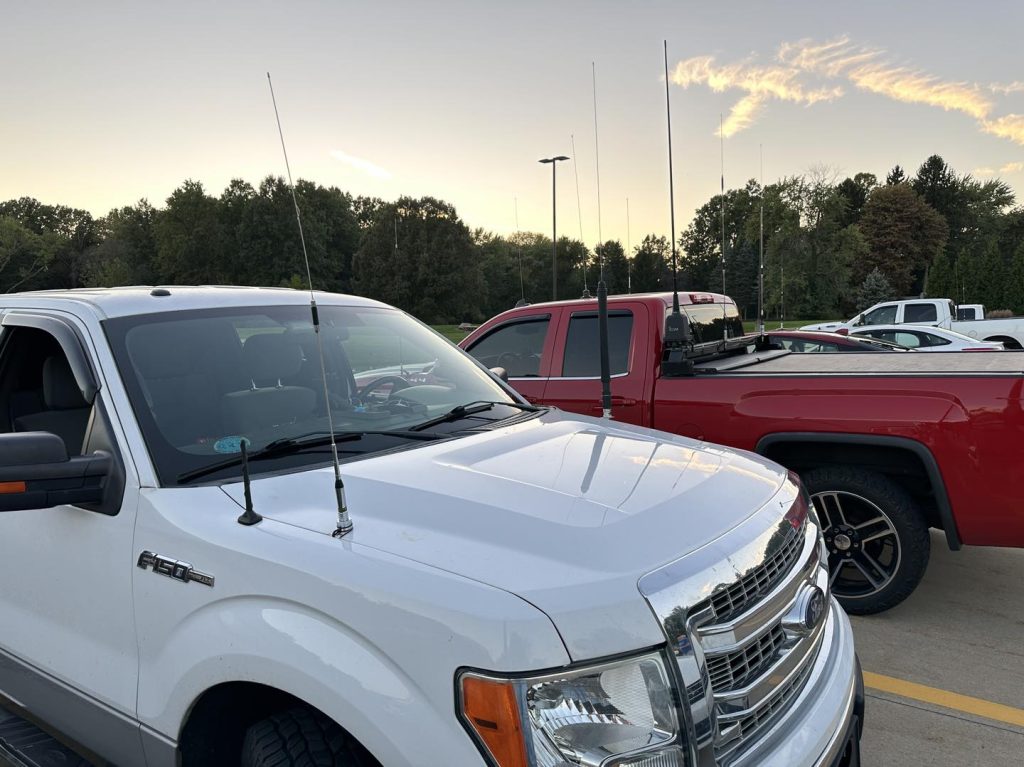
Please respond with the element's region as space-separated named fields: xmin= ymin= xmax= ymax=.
xmin=458 ymin=652 xmax=686 ymax=767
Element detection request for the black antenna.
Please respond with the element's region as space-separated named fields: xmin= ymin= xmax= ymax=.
xmin=662 ymin=40 xmax=693 ymax=376
xmin=236 ymin=440 xmax=263 ymax=526
xmin=720 ymin=113 xmax=727 ymax=297
xmin=267 ymin=72 xmax=352 ymax=538
xmin=758 ymin=144 xmax=765 ymax=338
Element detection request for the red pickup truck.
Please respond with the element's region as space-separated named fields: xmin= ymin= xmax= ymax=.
xmin=460 ymin=291 xmax=1024 ymax=614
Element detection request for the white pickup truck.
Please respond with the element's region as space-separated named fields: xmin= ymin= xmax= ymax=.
xmin=802 ymin=298 xmax=1024 ymax=348
xmin=0 ymin=287 xmax=862 ymax=767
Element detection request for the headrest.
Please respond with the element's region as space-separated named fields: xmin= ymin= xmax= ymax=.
xmin=242 ymin=333 xmax=304 ymax=383
xmin=128 ymin=322 xmax=200 ymax=379
xmin=43 ymin=355 xmax=87 ymax=410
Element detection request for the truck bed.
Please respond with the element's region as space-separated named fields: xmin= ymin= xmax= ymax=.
xmin=695 ymin=350 xmax=1024 ymax=376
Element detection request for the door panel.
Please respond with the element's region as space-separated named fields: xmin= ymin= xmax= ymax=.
xmin=0 ymin=315 xmax=144 ymax=762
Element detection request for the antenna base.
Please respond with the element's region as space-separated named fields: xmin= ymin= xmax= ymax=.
xmin=237 ymin=508 xmax=263 ymax=526
xmin=332 ymin=521 xmax=353 ymax=538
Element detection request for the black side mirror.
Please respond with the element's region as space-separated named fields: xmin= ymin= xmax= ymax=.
xmin=0 ymin=432 xmax=111 ymax=512
xmin=489 ymin=366 xmax=509 ymax=382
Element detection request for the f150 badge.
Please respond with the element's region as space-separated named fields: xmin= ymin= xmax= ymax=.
xmin=137 ymin=551 xmax=215 ymax=587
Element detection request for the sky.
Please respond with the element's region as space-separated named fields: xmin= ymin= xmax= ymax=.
xmin=2 ymin=1 xmax=1022 ymax=251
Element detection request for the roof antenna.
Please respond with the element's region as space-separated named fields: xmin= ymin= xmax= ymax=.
xmin=661 ymin=40 xmax=694 ymax=377
xmin=236 ymin=440 xmax=263 ymax=526
xmin=720 ymin=113 xmax=727 ymax=298
xmin=267 ymin=72 xmax=352 ymax=538
xmin=593 ymin=61 xmax=612 ymax=419
xmin=570 ymin=134 xmax=590 ymax=298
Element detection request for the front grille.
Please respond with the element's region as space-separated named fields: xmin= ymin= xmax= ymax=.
xmin=715 ymin=652 xmax=816 ymax=760
xmin=706 ymin=624 xmax=787 ymax=692
xmin=701 ymin=519 xmax=805 ymax=623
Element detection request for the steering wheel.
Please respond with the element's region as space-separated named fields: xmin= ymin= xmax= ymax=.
xmin=358 ymin=375 xmax=411 ymax=399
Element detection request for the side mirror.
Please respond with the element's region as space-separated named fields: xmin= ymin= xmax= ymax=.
xmin=489 ymin=366 xmax=509 ymax=382
xmin=0 ymin=432 xmax=110 ymax=512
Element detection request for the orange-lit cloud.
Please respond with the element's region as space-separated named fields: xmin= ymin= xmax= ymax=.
xmin=674 ymin=37 xmax=1024 ymax=146
xmin=981 ymin=115 xmax=1024 ymax=145
xmin=973 ymin=161 xmax=1023 ymax=177
xmin=329 ymin=149 xmax=393 ymax=180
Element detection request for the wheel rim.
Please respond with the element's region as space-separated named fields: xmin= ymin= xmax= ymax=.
xmin=811 ymin=490 xmax=901 ymax=600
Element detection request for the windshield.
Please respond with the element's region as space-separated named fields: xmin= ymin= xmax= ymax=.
xmin=104 ymin=304 xmax=515 ymax=484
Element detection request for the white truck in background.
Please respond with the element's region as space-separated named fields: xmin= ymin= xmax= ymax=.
xmin=803 ymin=298 xmax=1024 ymax=349
xmin=0 ymin=287 xmax=862 ymax=767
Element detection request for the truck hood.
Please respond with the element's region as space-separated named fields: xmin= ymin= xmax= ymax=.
xmin=221 ymin=411 xmax=789 ymax=660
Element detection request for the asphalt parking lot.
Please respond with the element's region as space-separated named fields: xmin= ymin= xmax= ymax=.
xmin=853 ymin=531 xmax=1024 ymax=766
xmin=2 ymin=531 xmax=1020 ymax=767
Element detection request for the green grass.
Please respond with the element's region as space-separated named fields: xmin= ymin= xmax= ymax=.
xmin=432 ymin=324 xmax=470 ymax=343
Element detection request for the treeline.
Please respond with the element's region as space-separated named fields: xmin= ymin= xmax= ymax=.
xmin=1 ymin=155 xmax=1021 ymax=322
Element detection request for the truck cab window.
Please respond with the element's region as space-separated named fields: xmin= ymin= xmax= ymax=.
xmin=904 ymin=303 xmax=937 ymax=323
xmin=861 ymin=304 xmax=897 ymax=326
xmin=1 ymin=328 xmax=92 ymax=456
xmin=561 ymin=312 xmax=633 ymax=377
xmin=466 ymin=317 xmax=549 ymax=377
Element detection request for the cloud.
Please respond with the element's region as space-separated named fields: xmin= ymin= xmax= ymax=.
xmin=674 ymin=36 xmax=1022 ymax=146
xmin=972 ymin=161 xmax=1023 ymax=177
xmin=981 ymin=115 xmax=1024 ymax=145
xmin=329 ymin=150 xmax=392 ymax=180
xmin=670 ymin=54 xmax=842 ymax=137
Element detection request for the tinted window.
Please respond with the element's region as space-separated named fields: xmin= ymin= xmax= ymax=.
xmin=682 ymin=303 xmax=745 ymax=343
xmin=562 ymin=312 xmax=633 ymax=377
xmin=862 ymin=304 xmax=897 ymax=326
xmin=774 ymin=337 xmax=839 ymax=353
xmin=904 ymin=303 xmax=937 ymax=323
xmin=918 ymin=332 xmax=951 ymax=347
xmin=467 ymin=317 xmax=549 ymax=377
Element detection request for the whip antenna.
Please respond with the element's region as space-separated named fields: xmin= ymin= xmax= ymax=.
xmin=592 ymin=62 xmax=605 ymax=280
xmin=570 ymin=134 xmax=590 ymax=297
xmin=267 ymin=72 xmax=352 ymax=538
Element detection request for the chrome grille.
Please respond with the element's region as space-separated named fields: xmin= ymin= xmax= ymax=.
xmin=698 ymin=519 xmax=805 ymax=624
xmin=715 ymin=652 xmax=816 ymax=759
xmin=705 ymin=624 xmax=787 ymax=692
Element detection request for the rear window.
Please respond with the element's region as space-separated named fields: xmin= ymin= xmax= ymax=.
xmin=679 ymin=303 xmax=745 ymax=343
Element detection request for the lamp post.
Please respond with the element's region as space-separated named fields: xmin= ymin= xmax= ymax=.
xmin=539 ymin=155 xmax=569 ymax=300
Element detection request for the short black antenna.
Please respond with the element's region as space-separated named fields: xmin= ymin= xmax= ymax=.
xmin=662 ymin=40 xmax=693 ymax=376
xmin=236 ymin=440 xmax=263 ymax=526
xmin=267 ymin=72 xmax=352 ymax=538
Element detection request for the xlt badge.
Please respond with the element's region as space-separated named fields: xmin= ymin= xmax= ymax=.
xmin=137 ymin=551 xmax=215 ymax=587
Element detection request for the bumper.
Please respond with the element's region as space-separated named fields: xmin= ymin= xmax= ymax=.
xmin=732 ymin=600 xmax=863 ymax=767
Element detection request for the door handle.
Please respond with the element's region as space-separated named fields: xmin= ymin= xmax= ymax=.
xmin=589 ymin=396 xmax=637 ymax=411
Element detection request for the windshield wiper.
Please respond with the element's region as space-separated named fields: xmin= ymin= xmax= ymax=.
xmin=176 ymin=429 xmax=443 ymax=484
xmin=409 ymin=400 xmax=542 ymax=432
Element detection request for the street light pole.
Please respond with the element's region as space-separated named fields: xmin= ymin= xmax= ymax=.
xmin=539 ymin=155 xmax=569 ymax=301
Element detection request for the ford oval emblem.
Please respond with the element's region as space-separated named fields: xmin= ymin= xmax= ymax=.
xmin=783 ymin=585 xmax=828 ymax=635
xmin=804 ymin=587 xmax=826 ymax=630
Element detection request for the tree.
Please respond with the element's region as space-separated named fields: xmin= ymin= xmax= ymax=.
xmin=352 ymin=196 xmax=483 ymax=323
xmin=859 ymin=185 xmax=947 ymax=295
xmin=855 ymin=268 xmax=894 ymax=310
xmin=631 ymin=235 xmax=668 ymax=292
xmin=0 ymin=217 xmax=60 ymax=292
xmin=154 ymin=180 xmax=225 ymax=283
xmin=886 ymin=165 xmax=906 ymax=185
xmin=594 ymin=240 xmax=629 ymax=294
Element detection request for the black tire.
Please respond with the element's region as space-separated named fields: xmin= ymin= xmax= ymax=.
xmin=802 ymin=465 xmax=930 ymax=615
xmin=241 ymin=707 xmax=371 ymax=767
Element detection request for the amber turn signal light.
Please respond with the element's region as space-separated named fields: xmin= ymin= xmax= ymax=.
xmin=460 ymin=675 xmax=528 ymax=767
xmin=0 ymin=481 xmax=26 ymax=494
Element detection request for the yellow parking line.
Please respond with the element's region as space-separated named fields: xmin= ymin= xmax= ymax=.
xmin=864 ymin=671 xmax=1024 ymax=728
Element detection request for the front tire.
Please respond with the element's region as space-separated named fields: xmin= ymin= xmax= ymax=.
xmin=802 ymin=466 xmax=930 ymax=615
xmin=241 ymin=707 xmax=371 ymax=767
